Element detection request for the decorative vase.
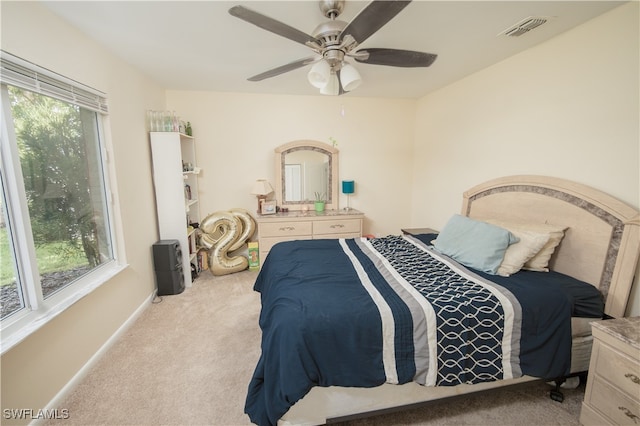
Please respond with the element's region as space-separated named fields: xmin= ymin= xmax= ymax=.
xmin=314 ymin=201 xmax=325 ymax=212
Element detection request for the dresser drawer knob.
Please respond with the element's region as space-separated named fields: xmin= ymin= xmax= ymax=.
xmin=618 ymin=406 xmax=639 ymax=424
xmin=279 ymin=226 xmax=295 ymax=231
xmin=625 ymin=373 xmax=640 ymax=385
xmin=330 ymin=224 xmax=345 ymax=229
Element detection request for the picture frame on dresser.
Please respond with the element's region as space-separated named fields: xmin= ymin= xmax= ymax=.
xmin=261 ymin=200 xmax=276 ymax=215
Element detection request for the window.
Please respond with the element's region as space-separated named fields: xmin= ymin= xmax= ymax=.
xmin=0 ymin=52 xmax=123 ymax=352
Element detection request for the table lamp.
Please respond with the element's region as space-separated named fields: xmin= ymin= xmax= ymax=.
xmin=342 ymin=180 xmax=355 ymax=210
xmin=251 ymin=179 xmax=274 ymax=213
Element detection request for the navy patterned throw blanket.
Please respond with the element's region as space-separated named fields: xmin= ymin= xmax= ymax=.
xmin=245 ymin=235 xmax=575 ymax=426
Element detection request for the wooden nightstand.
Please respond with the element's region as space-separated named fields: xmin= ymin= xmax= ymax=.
xmin=401 ymin=228 xmax=438 ymax=236
xmin=580 ymin=317 xmax=640 ymax=425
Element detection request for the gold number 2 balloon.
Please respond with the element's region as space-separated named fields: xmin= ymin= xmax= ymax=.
xmin=200 ymin=209 xmax=256 ymax=276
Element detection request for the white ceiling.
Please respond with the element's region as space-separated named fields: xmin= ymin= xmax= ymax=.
xmin=42 ymin=0 xmax=624 ymax=99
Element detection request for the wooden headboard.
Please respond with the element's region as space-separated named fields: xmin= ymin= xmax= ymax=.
xmin=462 ymin=175 xmax=640 ymax=318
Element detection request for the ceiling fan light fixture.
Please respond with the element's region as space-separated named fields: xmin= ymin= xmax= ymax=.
xmin=320 ymin=71 xmax=340 ymax=95
xmin=308 ymin=60 xmax=331 ymax=89
xmin=340 ymin=63 xmax=362 ymax=92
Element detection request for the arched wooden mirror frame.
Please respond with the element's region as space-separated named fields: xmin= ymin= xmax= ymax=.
xmin=275 ymin=140 xmax=339 ymax=211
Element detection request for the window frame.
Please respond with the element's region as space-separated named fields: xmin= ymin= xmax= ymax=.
xmin=0 ymin=52 xmax=127 ymax=354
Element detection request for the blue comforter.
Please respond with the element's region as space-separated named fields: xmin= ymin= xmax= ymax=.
xmin=245 ymin=235 xmax=582 ymax=425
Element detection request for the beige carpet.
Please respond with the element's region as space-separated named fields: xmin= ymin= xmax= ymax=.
xmin=45 ymin=270 xmax=586 ymax=426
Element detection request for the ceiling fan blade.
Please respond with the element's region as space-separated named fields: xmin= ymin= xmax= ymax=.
xmin=247 ymin=57 xmax=318 ymax=82
xmin=355 ymin=48 xmax=437 ymax=67
xmin=229 ymin=5 xmax=320 ymax=47
xmin=340 ymin=0 xmax=412 ymax=45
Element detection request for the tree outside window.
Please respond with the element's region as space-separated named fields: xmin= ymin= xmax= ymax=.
xmin=1 ymin=86 xmax=113 ymax=320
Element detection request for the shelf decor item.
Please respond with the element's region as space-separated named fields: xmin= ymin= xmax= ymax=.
xmin=147 ymin=110 xmax=184 ymax=132
xmin=342 ymin=180 xmax=355 ymax=210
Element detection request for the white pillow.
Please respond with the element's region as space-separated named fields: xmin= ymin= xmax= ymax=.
xmin=484 ymin=219 xmax=567 ymax=272
xmin=496 ymin=229 xmax=550 ymax=276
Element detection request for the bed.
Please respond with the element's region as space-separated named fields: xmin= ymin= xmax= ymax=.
xmin=244 ymin=175 xmax=640 ymax=426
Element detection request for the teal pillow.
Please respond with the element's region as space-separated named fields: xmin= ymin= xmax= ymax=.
xmin=433 ymin=215 xmax=518 ymax=274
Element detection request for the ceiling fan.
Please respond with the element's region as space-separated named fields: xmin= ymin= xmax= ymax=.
xmin=229 ymin=0 xmax=437 ymax=95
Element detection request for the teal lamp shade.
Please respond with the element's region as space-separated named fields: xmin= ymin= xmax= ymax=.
xmin=342 ymin=180 xmax=355 ymax=194
xmin=342 ymin=180 xmax=355 ymax=210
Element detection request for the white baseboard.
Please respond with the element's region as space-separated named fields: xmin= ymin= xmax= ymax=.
xmin=32 ymin=289 xmax=157 ymax=425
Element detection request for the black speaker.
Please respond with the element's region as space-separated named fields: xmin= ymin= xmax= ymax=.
xmin=155 ymin=269 xmax=184 ymax=296
xmin=152 ymin=240 xmax=185 ymax=296
xmin=153 ymin=239 xmax=182 ymax=270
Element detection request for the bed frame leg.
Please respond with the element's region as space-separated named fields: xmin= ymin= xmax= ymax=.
xmin=550 ymin=378 xmax=565 ymax=402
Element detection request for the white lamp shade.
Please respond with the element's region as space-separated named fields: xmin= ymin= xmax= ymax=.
xmin=320 ymin=72 xmax=340 ymax=95
xmin=307 ymin=60 xmax=330 ymax=89
xmin=251 ymin=179 xmax=273 ymax=196
xmin=340 ymin=63 xmax=362 ymax=92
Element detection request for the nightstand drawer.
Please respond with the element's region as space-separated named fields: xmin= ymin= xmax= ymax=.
xmin=594 ymin=341 xmax=640 ymax=397
xmin=313 ymin=219 xmax=361 ymax=235
xmin=582 ymin=318 xmax=640 ymax=426
xmin=260 ymin=221 xmax=313 ymax=237
xmin=590 ymin=376 xmax=640 ymax=425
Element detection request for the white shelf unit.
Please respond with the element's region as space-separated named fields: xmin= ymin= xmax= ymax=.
xmin=150 ymin=132 xmax=200 ymax=287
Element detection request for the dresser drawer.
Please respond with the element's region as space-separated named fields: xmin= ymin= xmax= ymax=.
xmin=260 ymin=236 xmax=313 ymax=253
xmin=256 ymin=210 xmax=365 ymax=269
xmin=589 ymin=375 xmax=640 ymax=425
xmin=260 ymin=221 xmax=313 ymax=238
xmin=314 ymin=232 xmax=362 ymax=240
xmin=594 ymin=341 xmax=640 ymax=397
xmin=313 ymin=219 xmax=361 ymax=235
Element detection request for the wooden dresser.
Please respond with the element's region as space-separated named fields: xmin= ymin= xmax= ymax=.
xmin=580 ymin=316 xmax=640 ymax=426
xmin=255 ymin=209 xmax=364 ymax=263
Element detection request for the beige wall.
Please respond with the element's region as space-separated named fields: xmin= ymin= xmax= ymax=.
xmin=411 ymin=2 xmax=639 ymax=315
xmin=1 ymin=2 xmax=165 ymax=421
xmin=165 ymin=92 xmax=416 ymax=236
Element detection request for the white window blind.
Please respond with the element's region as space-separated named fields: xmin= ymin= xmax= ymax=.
xmin=0 ymin=51 xmax=108 ymax=114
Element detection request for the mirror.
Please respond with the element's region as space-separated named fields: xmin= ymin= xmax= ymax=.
xmin=275 ymin=140 xmax=339 ymax=211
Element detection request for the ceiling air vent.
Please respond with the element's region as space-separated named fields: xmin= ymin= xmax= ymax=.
xmin=499 ymin=16 xmax=549 ymax=37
